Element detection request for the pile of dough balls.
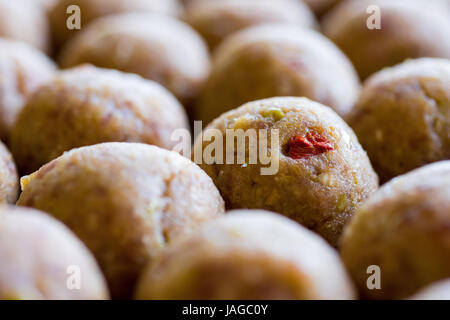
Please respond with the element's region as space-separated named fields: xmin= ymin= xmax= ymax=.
xmin=0 ymin=0 xmax=448 ymax=301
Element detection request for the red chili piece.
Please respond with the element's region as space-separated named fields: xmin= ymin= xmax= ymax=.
xmin=287 ymin=132 xmax=334 ymax=159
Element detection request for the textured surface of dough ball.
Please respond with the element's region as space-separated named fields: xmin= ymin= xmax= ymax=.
xmin=0 ymin=141 xmax=18 ymax=204
xmin=50 ymin=0 xmax=181 ymax=48
xmin=193 ymin=97 xmax=378 ymax=245
xmin=0 ymin=206 xmax=108 ymax=300
xmin=59 ymin=14 xmax=210 ymax=106
xmin=0 ymin=0 xmax=51 ymax=53
xmin=341 ymin=161 xmax=450 ymax=300
xmin=410 ymin=279 xmax=450 ymax=300
xmin=197 ymin=25 xmax=360 ymax=124
xmin=323 ymin=0 xmax=450 ymax=79
xmin=184 ymin=0 xmax=316 ymax=50
xmin=347 ymin=58 xmax=450 ymax=183
xmin=0 ymin=40 xmax=56 ymax=142
xmin=17 ymin=142 xmax=225 ymax=299
xmin=136 ymin=210 xmax=355 ymax=300
xmin=11 ymin=65 xmax=189 ymax=174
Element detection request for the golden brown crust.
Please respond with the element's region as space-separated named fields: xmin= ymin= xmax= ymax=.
xmin=193 ymin=97 xmax=378 ymax=245
xmin=0 ymin=39 xmax=56 ymax=142
xmin=59 ymin=13 xmax=210 ymax=106
xmin=17 ymin=142 xmax=225 ymax=299
xmin=196 ymin=25 xmax=360 ymax=124
xmin=11 ymin=65 xmax=189 ymax=174
xmin=340 ymin=161 xmax=450 ymax=299
xmin=0 ymin=206 xmax=109 ymax=300
xmin=347 ymin=58 xmax=450 ymax=183
xmin=135 ymin=210 xmax=356 ymax=300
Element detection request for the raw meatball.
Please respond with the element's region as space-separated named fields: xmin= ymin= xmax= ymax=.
xmin=59 ymin=14 xmax=210 ymax=106
xmin=49 ymin=0 xmax=181 ymax=48
xmin=135 ymin=210 xmax=355 ymax=300
xmin=410 ymin=279 xmax=450 ymax=300
xmin=0 ymin=0 xmax=51 ymax=53
xmin=184 ymin=0 xmax=317 ymax=50
xmin=0 ymin=206 xmax=108 ymax=300
xmin=193 ymin=97 xmax=378 ymax=245
xmin=11 ymin=65 xmax=189 ymax=174
xmin=347 ymin=58 xmax=450 ymax=183
xmin=196 ymin=24 xmax=360 ymax=124
xmin=323 ymin=0 xmax=450 ymax=79
xmin=340 ymin=161 xmax=450 ymax=300
xmin=0 ymin=39 xmax=56 ymax=142
xmin=0 ymin=141 xmax=18 ymax=204
xmin=17 ymin=142 xmax=225 ymax=299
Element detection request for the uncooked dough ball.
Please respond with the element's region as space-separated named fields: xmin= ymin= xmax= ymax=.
xmin=0 ymin=141 xmax=18 ymax=204
xmin=341 ymin=161 xmax=450 ymax=300
xmin=17 ymin=142 xmax=225 ymax=299
xmin=11 ymin=65 xmax=189 ymax=174
xmin=184 ymin=0 xmax=317 ymax=50
xmin=0 ymin=39 xmax=56 ymax=142
xmin=193 ymin=97 xmax=378 ymax=245
xmin=323 ymin=0 xmax=450 ymax=79
xmin=196 ymin=24 xmax=360 ymax=124
xmin=135 ymin=210 xmax=356 ymax=300
xmin=49 ymin=0 xmax=181 ymax=48
xmin=59 ymin=14 xmax=210 ymax=106
xmin=0 ymin=205 xmax=108 ymax=300
xmin=347 ymin=58 xmax=450 ymax=183
xmin=0 ymin=0 xmax=51 ymax=53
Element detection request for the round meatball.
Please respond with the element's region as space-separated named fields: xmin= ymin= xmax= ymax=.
xmin=0 ymin=39 xmax=56 ymax=142
xmin=410 ymin=279 xmax=450 ymax=300
xmin=50 ymin=0 xmax=181 ymax=48
xmin=17 ymin=142 xmax=225 ymax=299
xmin=340 ymin=161 xmax=450 ymax=300
xmin=59 ymin=13 xmax=210 ymax=106
xmin=196 ymin=25 xmax=360 ymax=124
xmin=0 ymin=206 xmax=108 ymax=300
xmin=136 ymin=210 xmax=355 ymax=300
xmin=184 ymin=0 xmax=317 ymax=50
xmin=11 ymin=65 xmax=189 ymax=174
xmin=0 ymin=141 xmax=18 ymax=204
xmin=0 ymin=0 xmax=51 ymax=53
xmin=347 ymin=58 xmax=450 ymax=183
xmin=193 ymin=97 xmax=378 ymax=245
xmin=323 ymin=0 xmax=450 ymax=80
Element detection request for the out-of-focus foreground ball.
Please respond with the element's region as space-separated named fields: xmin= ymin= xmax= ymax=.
xmin=136 ymin=210 xmax=356 ymax=300
xmin=0 ymin=206 xmax=109 ymax=300
xmin=341 ymin=161 xmax=450 ymax=299
xmin=17 ymin=142 xmax=225 ymax=298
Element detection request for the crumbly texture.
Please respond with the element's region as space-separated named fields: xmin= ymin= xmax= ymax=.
xmin=196 ymin=25 xmax=360 ymax=124
xmin=0 ymin=0 xmax=51 ymax=53
xmin=0 ymin=206 xmax=109 ymax=300
xmin=0 ymin=141 xmax=18 ymax=204
xmin=410 ymin=279 xmax=450 ymax=300
xmin=11 ymin=65 xmax=189 ymax=174
xmin=135 ymin=210 xmax=355 ymax=300
xmin=323 ymin=0 xmax=450 ymax=80
xmin=0 ymin=39 xmax=56 ymax=142
xmin=340 ymin=161 xmax=450 ymax=300
xmin=59 ymin=13 xmax=210 ymax=106
xmin=193 ymin=97 xmax=378 ymax=246
xmin=184 ymin=0 xmax=316 ymax=50
xmin=17 ymin=142 xmax=225 ymax=299
xmin=347 ymin=58 xmax=450 ymax=183
xmin=49 ymin=0 xmax=182 ymax=48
